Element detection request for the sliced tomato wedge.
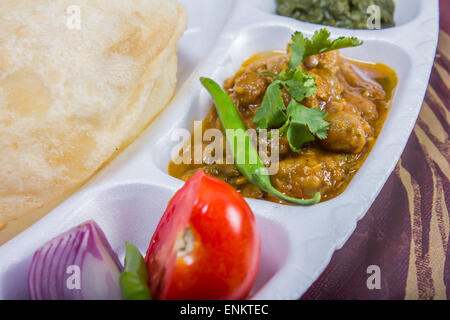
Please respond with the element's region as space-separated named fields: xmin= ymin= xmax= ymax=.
xmin=145 ymin=171 xmax=261 ymax=300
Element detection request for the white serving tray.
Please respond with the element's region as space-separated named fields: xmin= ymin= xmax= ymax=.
xmin=0 ymin=0 xmax=439 ymax=300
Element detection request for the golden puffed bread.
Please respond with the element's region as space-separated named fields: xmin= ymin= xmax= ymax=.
xmin=0 ymin=0 xmax=187 ymax=242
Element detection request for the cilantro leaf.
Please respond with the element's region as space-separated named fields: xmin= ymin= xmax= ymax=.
xmin=304 ymin=28 xmax=363 ymax=58
xmin=285 ymin=101 xmax=330 ymax=152
xmin=253 ymin=81 xmax=287 ymax=129
xmin=280 ymin=70 xmax=317 ymax=102
xmin=288 ymin=31 xmax=306 ymax=70
xmin=287 ymin=101 xmax=329 ymax=139
xmin=265 ymin=69 xmax=317 ymax=103
xmin=288 ymin=29 xmax=363 ymax=69
xmin=254 ymin=70 xmax=317 ymax=130
xmin=287 ymin=121 xmax=315 ymax=153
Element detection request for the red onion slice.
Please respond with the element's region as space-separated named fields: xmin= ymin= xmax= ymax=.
xmin=28 ymin=220 xmax=123 ymax=300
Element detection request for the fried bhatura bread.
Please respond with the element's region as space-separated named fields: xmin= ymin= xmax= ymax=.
xmin=0 ymin=0 xmax=187 ymax=241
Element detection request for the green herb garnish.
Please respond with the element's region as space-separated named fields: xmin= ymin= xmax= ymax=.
xmin=119 ymin=242 xmax=152 ymax=300
xmin=291 ymin=29 xmax=363 ymax=69
xmin=254 ymin=29 xmax=362 ymax=152
xmin=253 ymin=81 xmax=287 ymax=129
xmin=285 ymin=101 xmax=330 ymax=152
xmin=254 ymin=70 xmax=317 ymax=130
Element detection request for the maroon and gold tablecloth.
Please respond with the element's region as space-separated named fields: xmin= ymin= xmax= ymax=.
xmin=302 ymin=1 xmax=449 ymax=300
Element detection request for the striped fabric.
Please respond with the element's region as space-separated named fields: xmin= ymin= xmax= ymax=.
xmin=302 ymin=1 xmax=449 ymax=300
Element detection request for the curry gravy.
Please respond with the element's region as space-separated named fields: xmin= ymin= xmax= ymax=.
xmin=169 ymin=51 xmax=398 ymax=203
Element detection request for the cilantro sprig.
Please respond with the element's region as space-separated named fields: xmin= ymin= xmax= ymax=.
xmin=253 ymin=29 xmax=363 ymax=152
xmin=284 ymin=101 xmax=330 ymax=152
xmin=253 ymin=70 xmax=316 ymax=130
xmin=253 ymin=81 xmax=287 ymax=129
xmin=289 ymin=28 xmax=363 ymax=70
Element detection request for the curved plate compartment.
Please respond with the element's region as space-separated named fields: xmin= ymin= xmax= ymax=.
xmin=0 ymin=0 xmax=439 ymax=300
xmin=0 ymin=183 xmax=291 ymax=299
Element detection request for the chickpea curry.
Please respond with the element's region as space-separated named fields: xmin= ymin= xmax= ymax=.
xmin=169 ymin=31 xmax=397 ymax=204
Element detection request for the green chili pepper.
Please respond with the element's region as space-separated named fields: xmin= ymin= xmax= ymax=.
xmin=200 ymin=77 xmax=321 ymax=206
xmin=119 ymin=242 xmax=152 ymax=300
